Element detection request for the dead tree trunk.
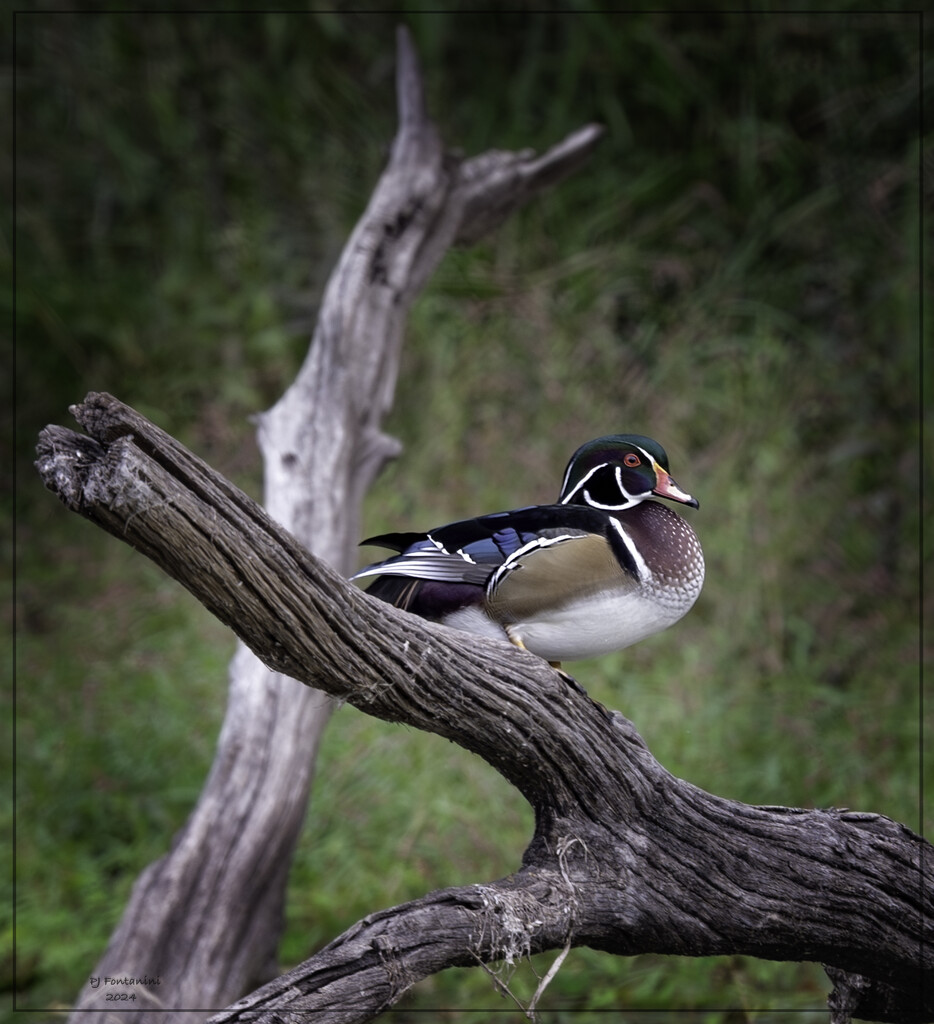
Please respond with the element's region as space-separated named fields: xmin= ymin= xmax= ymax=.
xmin=55 ymin=27 xmax=602 ymax=1023
xmin=36 ymin=392 xmax=932 ymax=1024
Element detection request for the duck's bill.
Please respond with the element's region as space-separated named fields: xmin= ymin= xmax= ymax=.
xmin=652 ymin=468 xmax=699 ymax=509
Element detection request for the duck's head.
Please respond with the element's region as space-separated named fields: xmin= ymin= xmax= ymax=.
xmin=558 ymin=434 xmax=699 ymax=512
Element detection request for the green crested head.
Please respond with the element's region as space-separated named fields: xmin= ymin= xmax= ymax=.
xmin=559 ymin=434 xmax=698 ymax=511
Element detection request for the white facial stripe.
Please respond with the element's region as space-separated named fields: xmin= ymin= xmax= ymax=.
xmin=583 ymin=488 xmax=640 ymax=511
xmin=563 ymin=457 xmax=657 ymax=510
xmin=562 ymin=462 xmax=618 ymax=502
xmin=637 ymin=446 xmax=667 ymax=480
xmin=610 ymin=517 xmax=651 ymax=582
xmin=559 ymin=462 xmax=602 ymax=504
xmin=559 ymin=460 xmax=576 ymax=498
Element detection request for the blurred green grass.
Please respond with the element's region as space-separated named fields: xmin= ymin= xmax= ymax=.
xmin=10 ymin=9 xmax=926 ymax=1021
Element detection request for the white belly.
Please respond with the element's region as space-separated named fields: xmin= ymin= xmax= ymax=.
xmin=505 ymin=590 xmax=685 ymax=663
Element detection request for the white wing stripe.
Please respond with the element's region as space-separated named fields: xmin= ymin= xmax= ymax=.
xmin=486 ymin=533 xmax=580 ymax=594
xmin=352 ymin=551 xmax=490 ymax=586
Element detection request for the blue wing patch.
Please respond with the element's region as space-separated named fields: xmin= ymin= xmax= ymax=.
xmin=353 ymin=504 xmax=609 ymax=590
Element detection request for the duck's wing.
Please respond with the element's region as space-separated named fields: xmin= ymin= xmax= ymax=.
xmin=354 ymin=505 xmax=616 ymax=585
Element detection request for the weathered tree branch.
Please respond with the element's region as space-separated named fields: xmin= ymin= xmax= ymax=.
xmin=36 ymin=393 xmax=932 ymax=1024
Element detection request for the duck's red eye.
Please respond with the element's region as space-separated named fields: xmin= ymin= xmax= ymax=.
xmin=623 ymin=453 xmax=641 ymax=467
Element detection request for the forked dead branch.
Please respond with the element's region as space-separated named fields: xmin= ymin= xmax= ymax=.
xmin=35 ymin=27 xmax=928 ymax=1024
xmin=43 ymin=28 xmax=606 ymax=1024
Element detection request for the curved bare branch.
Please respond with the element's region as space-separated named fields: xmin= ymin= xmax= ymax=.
xmin=36 ymin=394 xmax=932 ymax=1024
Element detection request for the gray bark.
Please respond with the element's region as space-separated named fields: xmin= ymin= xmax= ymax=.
xmin=51 ymin=26 xmax=603 ymax=1023
xmin=36 ymin=391 xmax=932 ymax=1024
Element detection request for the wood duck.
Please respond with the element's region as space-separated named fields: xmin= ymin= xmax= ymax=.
xmin=352 ymin=434 xmax=704 ymax=664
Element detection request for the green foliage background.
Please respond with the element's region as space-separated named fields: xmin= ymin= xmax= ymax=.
xmin=11 ymin=8 xmax=926 ymax=1022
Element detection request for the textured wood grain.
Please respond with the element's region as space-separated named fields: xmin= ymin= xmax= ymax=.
xmin=37 ymin=392 xmax=932 ymax=1024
